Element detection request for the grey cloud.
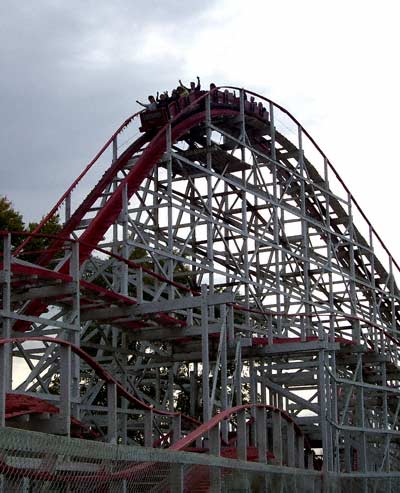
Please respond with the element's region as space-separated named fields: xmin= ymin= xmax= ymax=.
xmin=0 ymin=0 xmax=217 ymax=222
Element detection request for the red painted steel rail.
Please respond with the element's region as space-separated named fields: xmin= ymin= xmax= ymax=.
xmin=0 ymin=337 xmax=200 ymax=427
xmin=170 ymin=403 xmax=304 ymax=451
xmin=14 ymin=110 xmax=143 ymax=257
xmin=5 ymin=87 xmax=398 ymax=332
xmin=13 ymin=86 xmax=400 ymax=275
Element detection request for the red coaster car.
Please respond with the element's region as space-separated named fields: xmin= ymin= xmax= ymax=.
xmin=139 ymin=108 xmax=169 ymax=132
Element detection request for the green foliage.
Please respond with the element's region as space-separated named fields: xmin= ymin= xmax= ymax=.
xmin=0 ymin=196 xmax=62 ymax=258
xmin=28 ymin=214 xmax=62 ymax=238
xmin=0 ymin=196 xmax=25 ymax=247
xmin=129 ymin=247 xmax=152 ymax=264
xmin=25 ymin=214 xmax=62 ymax=258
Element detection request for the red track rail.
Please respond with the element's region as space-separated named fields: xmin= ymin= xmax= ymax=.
xmin=76 ymin=108 xmax=237 ymax=263
xmin=1 ymin=89 xmax=398 ymax=488
xmin=0 ymin=337 xmax=199 ymax=427
xmin=7 ymin=87 xmax=398 ymax=332
xmin=14 ymin=86 xmax=400 ymax=275
xmin=170 ymin=403 xmax=304 ymax=451
xmin=8 ymin=107 xmax=238 ymax=329
xmin=3 ymin=231 xmax=400 ymax=363
xmin=14 ymin=111 xmax=143 ymax=257
xmin=221 ymin=86 xmax=400 ymax=274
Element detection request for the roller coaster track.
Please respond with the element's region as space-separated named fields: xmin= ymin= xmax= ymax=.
xmin=0 ymin=337 xmax=199 ymax=425
xmin=15 ymin=87 xmax=400 ymax=274
xmin=0 ymin=400 xmax=309 ymax=490
xmin=12 ymin=88 xmax=400 ymax=333
xmin=1 ymin=86 xmax=400 ymax=490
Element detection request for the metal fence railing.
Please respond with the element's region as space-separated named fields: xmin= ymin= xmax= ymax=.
xmin=0 ymin=427 xmax=399 ymax=492
xmin=0 ymin=427 xmax=319 ymax=492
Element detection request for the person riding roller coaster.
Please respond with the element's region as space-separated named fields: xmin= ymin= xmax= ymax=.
xmin=137 ymin=77 xmax=202 ymax=112
xmin=179 ymin=76 xmax=201 ymax=94
xmin=156 ymin=91 xmax=170 ymax=118
xmin=136 ymin=77 xmax=206 ymax=132
xmin=136 ymin=95 xmax=157 ymax=110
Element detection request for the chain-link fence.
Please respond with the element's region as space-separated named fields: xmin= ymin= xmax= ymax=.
xmin=1 ymin=427 xmax=399 ymax=492
xmin=0 ymin=427 xmax=319 ymax=492
xmin=326 ymin=474 xmax=400 ymax=493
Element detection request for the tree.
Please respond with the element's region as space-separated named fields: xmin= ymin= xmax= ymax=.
xmin=0 ymin=196 xmax=25 ymax=248
xmin=25 ymin=214 xmax=62 ymax=259
xmin=0 ymin=195 xmax=62 ymax=258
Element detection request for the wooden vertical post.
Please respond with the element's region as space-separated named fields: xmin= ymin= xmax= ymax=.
xmin=237 ymin=409 xmax=247 ymax=461
xmin=272 ymin=411 xmax=282 ymax=465
xmin=107 ymin=382 xmax=117 ymax=444
xmin=144 ymin=409 xmax=154 ymax=448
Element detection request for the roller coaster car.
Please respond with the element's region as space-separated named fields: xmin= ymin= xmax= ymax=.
xmin=139 ymin=108 xmax=169 ymax=132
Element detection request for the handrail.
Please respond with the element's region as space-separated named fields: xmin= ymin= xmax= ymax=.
xmin=13 ymin=89 xmax=212 ymax=259
xmin=151 ymin=84 xmax=400 ymax=276
xmin=2 ymin=231 xmax=400 ymax=353
xmin=2 ymin=86 xmax=399 ymax=342
xmin=14 ymin=111 xmax=142 ymax=256
xmin=1 ymin=229 xmax=197 ymax=295
xmin=0 ymin=336 xmax=200 ymax=427
xmin=218 ymin=85 xmax=400 ymax=274
xmin=170 ymin=403 xmax=305 ymax=451
xmin=13 ymin=85 xmax=400 ymax=277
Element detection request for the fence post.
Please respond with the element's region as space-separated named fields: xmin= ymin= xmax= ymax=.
xmin=170 ymin=464 xmax=184 ymax=493
xmin=210 ymin=424 xmax=221 ymax=491
xmin=107 ymin=382 xmax=117 ymax=444
xmin=237 ymin=409 xmax=247 ymax=461
xmin=144 ymin=409 xmax=153 ymax=447
xmin=256 ymin=407 xmax=267 ymax=462
xmin=0 ymin=234 xmax=11 ymax=428
xmin=297 ymin=433 xmax=305 ymax=468
xmin=59 ymin=344 xmax=71 ymax=436
xmin=287 ymin=421 xmax=295 ymax=467
xmin=272 ymin=410 xmax=282 ymax=465
xmin=173 ymin=414 xmax=181 ymax=444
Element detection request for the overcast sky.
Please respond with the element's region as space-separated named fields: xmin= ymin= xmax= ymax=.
xmin=1 ymin=0 xmax=400 ymax=261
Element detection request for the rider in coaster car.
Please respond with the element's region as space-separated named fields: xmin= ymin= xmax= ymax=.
xmin=156 ymin=91 xmax=170 ymax=117
xmin=169 ymin=89 xmax=180 ymax=103
xmin=136 ymin=95 xmax=157 ymax=111
xmin=179 ymin=76 xmax=201 ymax=93
xmin=176 ymin=86 xmax=189 ymax=98
xmin=156 ymin=91 xmax=169 ymax=108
